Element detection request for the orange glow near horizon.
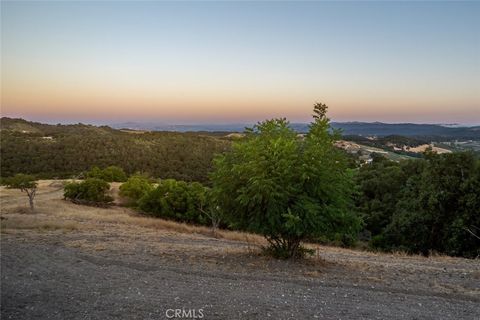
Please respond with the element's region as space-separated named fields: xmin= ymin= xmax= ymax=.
xmin=3 ymin=73 xmax=479 ymax=124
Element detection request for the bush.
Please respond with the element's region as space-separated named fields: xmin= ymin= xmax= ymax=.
xmin=64 ymin=178 xmax=113 ymax=204
xmin=138 ymin=179 xmax=209 ymax=225
xmin=86 ymin=166 xmax=127 ymax=182
xmin=119 ymin=174 xmax=153 ymax=205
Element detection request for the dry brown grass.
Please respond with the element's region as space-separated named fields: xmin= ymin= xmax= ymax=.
xmin=407 ymin=144 xmax=451 ymax=154
xmin=43 ymin=199 xmax=265 ymax=245
xmin=1 ymin=182 xmax=265 ymax=246
xmin=1 ymin=215 xmax=79 ymax=232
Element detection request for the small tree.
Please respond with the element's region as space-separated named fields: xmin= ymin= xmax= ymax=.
xmin=211 ymin=103 xmax=361 ymax=258
xmin=5 ymin=174 xmax=38 ymax=211
xmin=199 ymin=191 xmax=223 ymax=236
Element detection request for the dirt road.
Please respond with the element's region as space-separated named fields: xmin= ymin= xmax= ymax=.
xmin=1 ymin=181 xmax=479 ymax=319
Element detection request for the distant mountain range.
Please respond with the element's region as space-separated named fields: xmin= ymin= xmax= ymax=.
xmin=328 ymin=122 xmax=480 ymax=139
xmin=110 ymin=122 xmax=252 ymax=133
xmin=1 ymin=117 xmax=478 ymax=140
xmin=111 ymin=121 xmax=480 ymax=140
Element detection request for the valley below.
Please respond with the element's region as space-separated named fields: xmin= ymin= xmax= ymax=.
xmin=1 ymin=181 xmax=479 ymax=319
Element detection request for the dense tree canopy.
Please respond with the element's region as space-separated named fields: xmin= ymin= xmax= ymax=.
xmin=0 ymin=118 xmax=230 ymax=183
xmin=356 ymin=152 xmax=480 ymax=258
xmin=87 ymin=166 xmax=128 ymax=182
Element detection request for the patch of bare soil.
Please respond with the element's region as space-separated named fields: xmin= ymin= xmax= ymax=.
xmin=1 ymin=181 xmax=479 ymax=319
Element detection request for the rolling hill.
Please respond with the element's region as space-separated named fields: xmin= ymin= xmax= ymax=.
xmin=0 ymin=117 xmax=230 ymax=182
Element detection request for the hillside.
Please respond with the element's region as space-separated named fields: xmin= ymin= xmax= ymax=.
xmin=329 ymin=122 xmax=480 ymax=140
xmin=0 ymin=117 xmax=230 ymax=182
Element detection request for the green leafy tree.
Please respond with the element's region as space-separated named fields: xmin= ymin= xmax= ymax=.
xmin=119 ymin=174 xmax=153 ymax=205
xmin=64 ymin=178 xmax=113 ymax=204
xmin=211 ymin=103 xmax=361 ymax=258
xmin=4 ymin=174 xmax=38 ymax=211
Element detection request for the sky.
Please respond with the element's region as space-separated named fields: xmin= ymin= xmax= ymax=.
xmin=1 ymin=1 xmax=479 ymax=125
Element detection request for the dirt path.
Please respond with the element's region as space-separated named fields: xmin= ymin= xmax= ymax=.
xmin=1 ymin=238 xmax=479 ymax=320
xmin=1 ymin=181 xmax=479 ymax=319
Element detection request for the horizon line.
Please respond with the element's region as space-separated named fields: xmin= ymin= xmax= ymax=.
xmin=1 ymin=115 xmax=479 ymax=128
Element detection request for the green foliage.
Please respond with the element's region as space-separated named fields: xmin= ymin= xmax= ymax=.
xmin=64 ymin=178 xmax=113 ymax=204
xmin=4 ymin=173 xmax=37 ymax=190
xmin=354 ymin=157 xmax=423 ymax=235
xmin=138 ymin=179 xmax=209 ymax=225
xmin=357 ymin=152 xmax=480 ymax=258
xmin=4 ymin=173 xmax=38 ymax=210
xmin=86 ymin=166 xmax=127 ymax=182
xmin=0 ymin=119 xmax=229 ymax=183
xmin=211 ymin=103 xmax=361 ymax=258
xmin=119 ymin=174 xmax=153 ymax=205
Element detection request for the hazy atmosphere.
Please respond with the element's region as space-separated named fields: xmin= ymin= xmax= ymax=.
xmin=2 ymin=1 xmax=479 ymax=124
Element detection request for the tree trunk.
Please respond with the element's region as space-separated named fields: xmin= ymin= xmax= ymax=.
xmin=28 ymin=194 xmax=35 ymax=212
xmin=26 ymin=188 xmax=36 ymax=212
xmin=286 ymin=239 xmax=301 ymax=259
xmin=265 ymin=235 xmax=302 ymax=259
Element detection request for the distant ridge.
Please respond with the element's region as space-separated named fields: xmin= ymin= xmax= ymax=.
xmin=110 ymin=120 xmax=480 ymax=139
xmin=1 ymin=117 xmax=479 ymax=139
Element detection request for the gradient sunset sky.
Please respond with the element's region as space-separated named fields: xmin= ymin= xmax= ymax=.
xmin=1 ymin=1 xmax=479 ymax=125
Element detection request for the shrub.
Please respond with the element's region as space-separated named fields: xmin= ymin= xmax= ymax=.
xmin=119 ymin=174 xmax=153 ymax=205
xmin=64 ymin=178 xmax=113 ymax=204
xmin=86 ymin=166 xmax=127 ymax=182
xmin=138 ymin=179 xmax=209 ymax=225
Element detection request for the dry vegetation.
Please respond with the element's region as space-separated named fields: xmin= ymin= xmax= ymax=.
xmin=1 ymin=180 xmax=479 ymax=301
xmin=406 ymin=144 xmax=452 ymax=154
